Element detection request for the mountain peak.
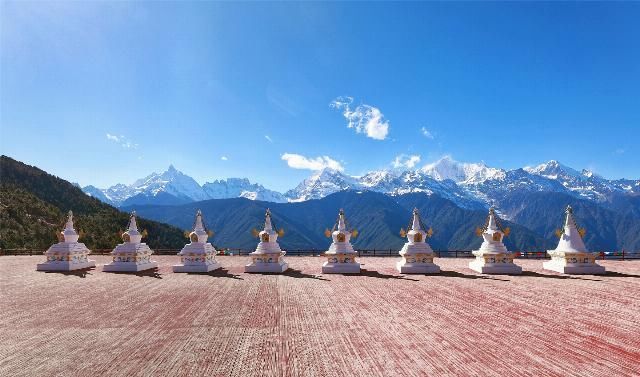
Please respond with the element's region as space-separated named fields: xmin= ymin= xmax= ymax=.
xmin=420 ymin=157 xmax=503 ymax=184
xmin=525 ymin=160 xmax=580 ymax=179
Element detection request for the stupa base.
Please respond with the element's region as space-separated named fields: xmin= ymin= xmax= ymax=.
xmin=322 ymin=261 xmax=360 ymax=274
xmin=543 ymin=260 xmax=605 ymax=275
xmin=396 ymin=261 xmax=440 ymax=274
xmin=245 ymin=260 xmax=288 ymax=273
xmin=173 ymin=262 xmax=221 ymax=273
xmin=469 ymin=259 xmax=522 ymax=275
xmin=103 ymin=261 xmax=158 ymax=272
xmin=37 ymin=260 xmax=96 ymax=271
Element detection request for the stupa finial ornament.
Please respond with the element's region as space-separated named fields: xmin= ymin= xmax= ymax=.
xmin=264 ymin=208 xmax=273 ymax=231
xmin=338 ymin=208 xmax=346 ymax=231
xmin=129 ymin=211 xmax=139 ymax=232
xmin=123 ymin=211 xmax=142 ymax=244
xmin=411 ymin=208 xmax=421 ymax=232
xmin=565 ymin=205 xmax=575 ymax=228
xmin=65 ymin=210 xmax=74 ymax=229
xmin=62 ymin=210 xmax=79 ymax=243
xmin=190 ymin=209 xmax=208 ymax=243
xmin=487 ymin=208 xmax=499 ymax=231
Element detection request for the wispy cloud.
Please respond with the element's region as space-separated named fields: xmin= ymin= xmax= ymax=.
xmin=106 ymin=133 xmax=137 ymax=149
xmin=421 ymin=127 xmax=434 ymax=139
xmin=267 ymin=86 xmax=300 ymax=116
xmin=220 ymin=156 xmax=228 ymax=161
xmin=392 ymin=154 xmax=421 ymax=169
xmin=281 ymin=153 xmax=344 ymax=171
xmin=330 ymin=96 xmax=389 ymax=140
xmin=614 ymin=148 xmax=625 ymax=155
xmin=265 ymin=135 xmax=273 ymax=143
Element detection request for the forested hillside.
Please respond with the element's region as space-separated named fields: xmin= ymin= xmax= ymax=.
xmin=0 ymin=156 xmax=185 ymax=249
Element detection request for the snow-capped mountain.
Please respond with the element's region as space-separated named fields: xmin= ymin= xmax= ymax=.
xmin=203 ymin=178 xmax=286 ymax=203
xmin=524 ymin=160 xmax=627 ymax=201
xmin=285 ymin=168 xmax=360 ymax=202
xmin=83 ymin=159 xmax=640 ymax=215
xmin=284 ymin=157 xmax=640 ymax=217
xmin=82 ymin=165 xmax=286 ymax=207
xmin=420 ymin=156 xmax=506 ymax=184
xmin=130 ymin=165 xmax=209 ymax=202
xmin=82 ymin=185 xmax=116 ymax=205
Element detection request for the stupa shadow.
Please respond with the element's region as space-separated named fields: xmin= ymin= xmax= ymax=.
xmin=42 ymin=267 xmax=95 ymax=278
xmin=438 ymin=270 xmax=510 ymax=282
xmin=521 ymin=271 xmax=602 ymax=282
xmin=283 ymin=269 xmax=330 ymax=281
xmin=104 ymin=268 xmax=163 ymax=279
xmin=521 ymin=271 xmax=579 ymax=280
xmin=359 ymin=269 xmax=419 ymax=281
xmin=604 ymin=271 xmax=640 ymax=279
xmin=195 ymin=268 xmax=243 ymax=280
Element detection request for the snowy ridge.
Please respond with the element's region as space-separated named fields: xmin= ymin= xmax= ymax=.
xmin=83 ymin=165 xmax=286 ymax=207
xmin=83 ymin=159 xmax=640 ymax=210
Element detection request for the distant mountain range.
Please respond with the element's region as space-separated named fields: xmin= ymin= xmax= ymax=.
xmin=83 ymin=157 xmax=640 ymax=219
xmin=82 ymin=165 xmax=286 ymax=206
xmin=2 ymin=154 xmax=638 ymax=252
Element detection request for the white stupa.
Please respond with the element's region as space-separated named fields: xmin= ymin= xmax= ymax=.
xmin=173 ymin=210 xmax=221 ymax=273
xmin=543 ymin=205 xmax=605 ymax=274
xmin=322 ymin=209 xmax=360 ymax=274
xmin=103 ymin=211 xmax=158 ymax=272
xmin=245 ymin=209 xmax=288 ymax=273
xmin=37 ymin=211 xmax=96 ymax=271
xmin=469 ymin=208 xmax=522 ymax=274
xmin=396 ymin=208 xmax=440 ymax=274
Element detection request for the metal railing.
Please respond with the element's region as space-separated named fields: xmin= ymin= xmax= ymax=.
xmin=1 ymin=248 xmax=638 ymax=260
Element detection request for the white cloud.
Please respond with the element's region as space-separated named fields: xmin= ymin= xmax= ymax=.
xmin=281 ymin=153 xmax=344 ymax=172
xmin=265 ymin=135 xmax=273 ymax=143
xmin=392 ymin=154 xmax=421 ymax=169
xmin=330 ymin=96 xmax=389 ymax=140
xmin=220 ymin=156 xmax=228 ymax=161
xmin=106 ymin=133 xmax=137 ymax=149
xmin=615 ymin=148 xmax=625 ymax=155
xmin=421 ymin=127 xmax=434 ymax=139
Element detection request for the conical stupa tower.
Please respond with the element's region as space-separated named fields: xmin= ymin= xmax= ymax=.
xmin=322 ymin=209 xmax=360 ymax=274
xmin=543 ymin=206 xmax=605 ymax=274
xmin=37 ymin=211 xmax=96 ymax=271
xmin=103 ymin=211 xmax=158 ymax=272
xmin=245 ymin=209 xmax=288 ymax=273
xmin=469 ymin=208 xmax=522 ymax=274
xmin=173 ymin=210 xmax=221 ymax=273
xmin=396 ymin=208 xmax=440 ymax=274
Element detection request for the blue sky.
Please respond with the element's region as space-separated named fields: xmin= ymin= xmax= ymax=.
xmin=1 ymin=1 xmax=639 ymax=191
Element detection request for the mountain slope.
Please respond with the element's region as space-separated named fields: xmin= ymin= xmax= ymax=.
xmin=394 ymin=193 xmax=549 ymax=251
xmin=0 ymin=156 xmax=185 ymax=249
xmin=127 ymin=190 xmax=549 ymax=251
xmin=510 ymin=191 xmax=640 ymax=251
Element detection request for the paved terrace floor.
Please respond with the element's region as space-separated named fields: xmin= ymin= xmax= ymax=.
xmin=1 ymin=256 xmax=639 ymax=377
